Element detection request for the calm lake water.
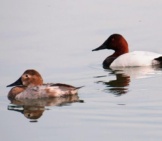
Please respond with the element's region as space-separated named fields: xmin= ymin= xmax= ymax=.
xmin=1 ymin=0 xmax=162 ymax=141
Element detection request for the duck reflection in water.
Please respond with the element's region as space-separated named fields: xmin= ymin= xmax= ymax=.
xmin=95 ymin=66 xmax=162 ymax=96
xmin=96 ymin=70 xmax=130 ymax=95
xmin=8 ymin=95 xmax=84 ymax=122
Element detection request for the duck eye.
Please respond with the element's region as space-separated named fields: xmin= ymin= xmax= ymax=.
xmin=25 ymin=74 xmax=28 ymax=78
xmin=111 ymin=38 xmax=115 ymax=41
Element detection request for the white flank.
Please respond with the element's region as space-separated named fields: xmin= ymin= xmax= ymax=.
xmin=110 ymin=51 xmax=162 ymax=68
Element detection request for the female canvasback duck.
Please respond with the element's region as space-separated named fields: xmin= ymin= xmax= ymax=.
xmin=92 ymin=34 xmax=162 ymax=68
xmin=7 ymin=69 xmax=83 ymax=100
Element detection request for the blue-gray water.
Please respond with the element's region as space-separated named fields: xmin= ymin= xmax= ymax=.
xmin=1 ymin=1 xmax=162 ymax=141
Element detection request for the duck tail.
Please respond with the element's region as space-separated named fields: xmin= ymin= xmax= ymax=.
xmin=154 ymin=56 xmax=162 ymax=63
xmin=74 ymin=86 xmax=84 ymax=90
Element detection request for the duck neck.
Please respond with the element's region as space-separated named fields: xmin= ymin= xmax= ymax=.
xmin=8 ymin=86 xmax=26 ymax=100
xmin=103 ymin=46 xmax=129 ymax=68
xmin=112 ymin=49 xmax=128 ymax=58
xmin=113 ymin=42 xmax=129 ymax=56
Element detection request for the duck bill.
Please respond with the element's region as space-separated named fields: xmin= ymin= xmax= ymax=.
xmin=7 ymin=77 xmax=23 ymax=87
xmin=92 ymin=45 xmax=106 ymax=51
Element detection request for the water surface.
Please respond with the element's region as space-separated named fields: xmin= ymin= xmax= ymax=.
xmin=1 ymin=0 xmax=162 ymax=141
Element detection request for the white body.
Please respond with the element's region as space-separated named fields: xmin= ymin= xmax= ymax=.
xmin=110 ymin=51 xmax=162 ymax=68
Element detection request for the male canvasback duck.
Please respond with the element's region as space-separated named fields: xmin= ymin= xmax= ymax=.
xmin=92 ymin=34 xmax=162 ymax=68
xmin=7 ymin=69 xmax=83 ymax=100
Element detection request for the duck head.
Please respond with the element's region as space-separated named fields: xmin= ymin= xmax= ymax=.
xmin=92 ymin=34 xmax=129 ymax=55
xmin=7 ymin=69 xmax=43 ymax=87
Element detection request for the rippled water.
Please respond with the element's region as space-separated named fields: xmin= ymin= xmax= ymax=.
xmin=1 ymin=0 xmax=162 ymax=141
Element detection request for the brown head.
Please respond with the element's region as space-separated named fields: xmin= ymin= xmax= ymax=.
xmin=92 ymin=34 xmax=129 ymax=55
xmin=7 ymin=69 xmax=43 ymax=87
